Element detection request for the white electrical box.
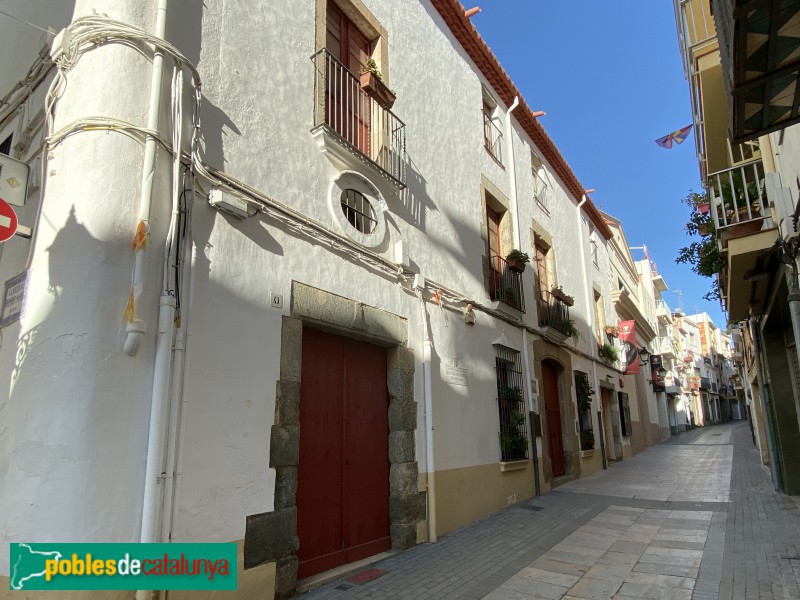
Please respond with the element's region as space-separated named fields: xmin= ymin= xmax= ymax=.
xmin=0 ymin=154 xmax=30 ymax=207
xmin=209 ymin=188 xmax=249 ymax=219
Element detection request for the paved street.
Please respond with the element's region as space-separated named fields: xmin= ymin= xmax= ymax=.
xmin=300 ymin=421 xmax=800 ymax=600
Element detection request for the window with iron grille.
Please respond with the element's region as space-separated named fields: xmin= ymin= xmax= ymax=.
xmin=495 ymin=346 xmax=529 ymax=461
xmin=618 ymin=392 xmax=632 ymax=437
xmin=340 ymin=189 xmax=377 ymax=234
xmin=575 ymin=371 xmax=595 ymax=450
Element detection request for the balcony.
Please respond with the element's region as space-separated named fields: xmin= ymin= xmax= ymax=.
xmin=489 ymin=255 xmax=524 ymax=312
xmin=654 ymin=336 xmax=677 ymax=360
xmin=712 ymin=0 xmax=800 ymax=142
xmin=537 ymin=290 xmax=571 ymax=337
xmin=708 ymin=159 xmax=779 ymax=321
xmin=312 ymin=49 xmax=406 ymax=187
xmin=483 ymin=111 xmax=504 ymax=166
xmin=656 ymin=299 xmax=672 ymax=324
xmin=700 ymin=377 xmax=711 ymax=390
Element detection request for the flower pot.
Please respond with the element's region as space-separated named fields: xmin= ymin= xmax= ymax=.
xmin=697 ymin=202 xmax=710 ymax=215
xmin=506 ymin=256 xmax=527 ymax=273
xmin=604 ymin=327 xmax=618 ymax=337
xmin=359 ymin=71 xmax=396 ymax=111
xmin=551 ymin=289 xmax=574 ymax=307
xmin=698 ymin=222 xmax=711 ymax=236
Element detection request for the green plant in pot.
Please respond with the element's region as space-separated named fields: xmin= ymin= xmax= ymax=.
xmin=563 ymin=318 xmax=580 ymax=342
xmin=500 ymin=410 xmax=528 ymax=460
xmin=575 ymin=371 xmax=595 ymax=412
xmin=599 ymin=342 xmax=619 ymax=363
xmin=505 ymin=249 xmax=530 ymax=273
xmin=580 ymin=429 xmax=595 ymax=450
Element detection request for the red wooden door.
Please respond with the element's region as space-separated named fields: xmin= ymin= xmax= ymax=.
xmin=326 ymin=1 xmax=371 ymax=154
xmin=542 ymin=362 xmax=565 ymax=476
xmin=296 ymin=328 xmax=390 ymax=579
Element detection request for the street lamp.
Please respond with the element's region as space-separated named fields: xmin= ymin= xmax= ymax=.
xmin=638 ymin=346 xmax=650 ymax=365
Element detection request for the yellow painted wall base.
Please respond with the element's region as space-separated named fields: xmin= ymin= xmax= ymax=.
xmin=1 ymin=541 xmax=275 ymax=600
xmin=579 ymin=450 xmax=603 ymax=476
xmin=434 ymin=461 xmax=535 ymax=536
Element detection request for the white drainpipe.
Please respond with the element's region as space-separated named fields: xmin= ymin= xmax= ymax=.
xmin=505 ymin=96 xmax=521 ymax=249
xmin=415 ymin=281 xmax=437 ymax=543
xmin=124 ymin=0 xmax=169 ymax=356
xmin=576 ymin=194 xmax=605 ymax=467
xmin=504 ymin=96 xmax=540 ymax=494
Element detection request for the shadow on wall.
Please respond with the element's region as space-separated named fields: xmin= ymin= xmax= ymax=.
xmin=392 ymin=153 xmax=439 ymax=234
xmin=165 ymin=0 xmax=241 ymax=171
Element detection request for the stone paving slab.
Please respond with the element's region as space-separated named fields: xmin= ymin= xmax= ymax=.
xmin=299 ymin=422 xmax=800 ymax=600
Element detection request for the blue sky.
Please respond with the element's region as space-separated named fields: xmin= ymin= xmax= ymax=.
xmin=470 ymin=1 xmax=726 ymax=327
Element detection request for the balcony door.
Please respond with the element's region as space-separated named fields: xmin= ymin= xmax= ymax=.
xmin=487 ymin=207 xmax=502 ymax=298
xmin=326 ymin=1 xmax=371 ymax=155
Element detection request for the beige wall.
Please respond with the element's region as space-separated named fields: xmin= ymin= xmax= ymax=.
xmin=434 ymin=462 xmax=535 ymax=537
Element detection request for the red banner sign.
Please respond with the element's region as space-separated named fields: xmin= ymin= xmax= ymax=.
xmin=618 ymin=320 xmax=639 ymax=375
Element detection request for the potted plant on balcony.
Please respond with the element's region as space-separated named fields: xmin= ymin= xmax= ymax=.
xmin=604 ymin=325 xmax=619 ymax=338
xmin=505 ymin=249 xmax=530 ymax=273
xmin=677 ymin=190 xmax=723 ymax=301
xmin=550 ymin=285 xmax=574 ymax=307
xmin=563 ymin=318 xmax=580 ymax=343
xmin=580 ymin=429 xmax=595 ymax=451
xmin=359 ymin=59 xmax=396 ymax=111
xmin=598 ymin=342 xmax=619 ymax=364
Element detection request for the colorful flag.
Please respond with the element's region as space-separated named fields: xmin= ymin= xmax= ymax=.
xmin=655 ymin=125 xmax=693 ymax=149
xmin=618 ymin=320 xmax=640 ymax=375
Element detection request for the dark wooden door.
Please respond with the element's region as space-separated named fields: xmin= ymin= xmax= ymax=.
xmin=542 ymin=362 xmax=565 ymax=476
xmin=487 ymin=207 xmax=502 ymax=297
xmin=296 ymin=328 xmax=390 ymax=579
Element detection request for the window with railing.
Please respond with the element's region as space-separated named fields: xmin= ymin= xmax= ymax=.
xmin=312 ymin=49 xmax=406 ymax=186
xmin=495 ymin=346 xmax=529 ymax=462
xmin=531 ymin=150 xmax=550 ymax=213
xmin=488 ymin=255 xmax=524 ymax=311
xmin=482 ymin=99 xmax=504 ymax=165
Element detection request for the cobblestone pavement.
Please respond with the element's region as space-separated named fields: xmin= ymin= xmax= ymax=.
xmin=299 ymin=422 xmax=800 ymax=599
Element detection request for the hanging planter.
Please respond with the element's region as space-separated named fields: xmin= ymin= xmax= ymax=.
xmin=697 ymin=201 xmax=710 ymax=215
xmin=505 ymin=249 xmax=530 ymax=273
xmin=359 ymin=60 xmax=396 ymax=111
xmin=551 ymin=286 xmax=574 ymax=307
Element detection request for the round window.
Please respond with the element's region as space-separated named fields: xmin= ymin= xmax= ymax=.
xmin=340 ymin=189 xmax=377 ymax=234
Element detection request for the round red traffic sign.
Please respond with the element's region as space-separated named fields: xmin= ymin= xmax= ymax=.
xmin=0 ymin=197 xmax=18 ymax=243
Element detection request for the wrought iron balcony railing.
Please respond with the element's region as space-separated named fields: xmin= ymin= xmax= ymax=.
xmin=489 ymin=255 xmax=524 ymax=312
xmin=537 ymin=290 xmax=570 ymax=334
xmin=312 ymin=49 xmax=406 ymax=187
xmin=483 ymin=110 xmax=503 ymax=165
xmin=700 ymin=376 xmax=711 ymax=390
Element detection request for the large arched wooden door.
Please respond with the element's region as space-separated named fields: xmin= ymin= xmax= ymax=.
xmin=542 ymin=361 xmax=565 ymax=476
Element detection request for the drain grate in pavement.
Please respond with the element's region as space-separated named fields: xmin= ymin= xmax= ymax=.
xmin=335 ymin=584 xmax=353 ymax=591
xmin=517 ymin=504 xmax=545 ymax=511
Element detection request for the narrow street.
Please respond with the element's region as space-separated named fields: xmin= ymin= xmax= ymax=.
xmin=301 ymin=422 xmax=800 ymax=600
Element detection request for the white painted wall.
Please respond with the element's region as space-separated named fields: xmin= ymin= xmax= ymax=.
xmin=0 ymin=0 xmax=173 ymax=574
xmin=0 ymin=0 xmax=628 ymax=574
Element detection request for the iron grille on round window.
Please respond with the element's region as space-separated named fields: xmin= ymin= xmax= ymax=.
xmin=340 ymin=189 xmax=377 ymax=234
